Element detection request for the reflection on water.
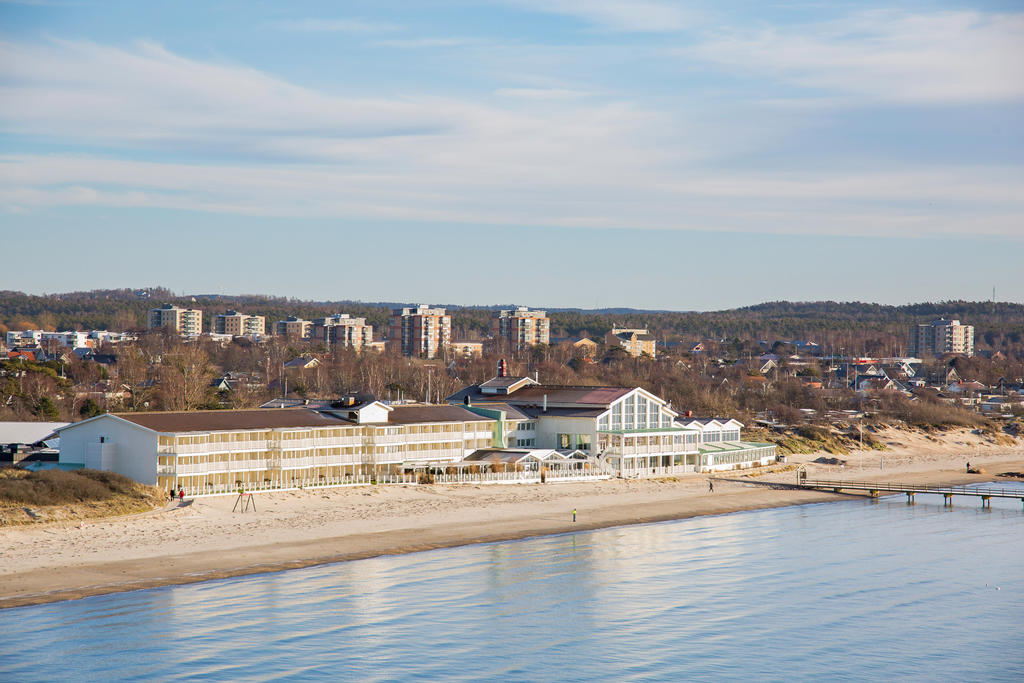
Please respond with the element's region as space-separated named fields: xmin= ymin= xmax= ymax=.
xmin=2 ymin=486 xmax=1024 ymax=681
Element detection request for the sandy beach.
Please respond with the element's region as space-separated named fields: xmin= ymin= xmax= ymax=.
xmin=2 ymin=427 xmax=1022 ymax=609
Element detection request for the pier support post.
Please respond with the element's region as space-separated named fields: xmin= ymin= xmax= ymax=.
xmin=943 ymin=493 xmax=953 ymax=507
xmin=906 ymin=492 xmax=914 ymax=504
xmin=981 ymin=496 xmax=991 ymax=509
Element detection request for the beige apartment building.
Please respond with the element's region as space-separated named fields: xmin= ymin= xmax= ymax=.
xmin=450 ymin=340 xmax=484 ymax=359
xmin=148 ymin=304 xmax=203 ymax=336
xmin=274 ymin=316 xmax=313 ymax=340
xmin=909 ymin=319 xmax=974 ymax=357
xmin=606 ymin=327 xmax=657 ymax=358
xmin=214 ymin=310 xmax=266 ymax=336
xmin=493 ymin=306 xmax=550 ymax=349
xmin=389 ymin=305 xmax=451 ymax=358
xmin=311 ymin=314 xmax=373 ymax=350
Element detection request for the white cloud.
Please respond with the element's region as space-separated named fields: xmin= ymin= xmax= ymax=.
xmin=274 ymin=18 xmax=401 ymax=33
xmin=374 ymin=38 xmax=478 ymax=48
xmin=495 ymin=87 xmax=594 ymax=100
xmin=506 ymin=0 xmax=695 ymax=33
xmin=688 ymin=10 xmax=1024 ymax=103
xmin=0 ymin=38 xmax=1021 ymax=239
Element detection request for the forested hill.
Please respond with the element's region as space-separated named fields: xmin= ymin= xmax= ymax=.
xmin=0 ymin=290 xmax=1021 ymax=348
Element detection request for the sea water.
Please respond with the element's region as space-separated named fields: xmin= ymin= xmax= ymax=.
xmin=2 ymin=484 xmax=1023 ymax=682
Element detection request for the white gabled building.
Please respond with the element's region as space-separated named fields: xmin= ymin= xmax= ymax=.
xmin=451 ymin=365 xmax=776 ymax=476
xmin=675 ymin=417 xmax=776 ymax=472
xmin=449 ymin=370 xmax=702 ymax=476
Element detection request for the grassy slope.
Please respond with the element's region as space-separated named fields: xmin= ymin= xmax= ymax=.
xmin=0 ymin=468 xmax=165 ymax=526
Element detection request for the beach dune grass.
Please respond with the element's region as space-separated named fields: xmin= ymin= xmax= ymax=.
xmin=0 ymin=468 xmax=163 ymax=525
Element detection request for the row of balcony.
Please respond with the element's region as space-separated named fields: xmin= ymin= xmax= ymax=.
xmin=162 ymin=450 xmax=468 ymax=475
xmin=602 ymin=444 xmax=698 ymax=457
xmin=157 ymin=431 xmax=491 ymax=455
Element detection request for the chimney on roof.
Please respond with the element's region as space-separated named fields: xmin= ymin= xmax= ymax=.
xmin=464 ymin=395 xmax=471 ymax=407
xmin=686 ymin=410 xmax=693 ymax=418
xmin=498 ymin=358 xmax=507 ymax=378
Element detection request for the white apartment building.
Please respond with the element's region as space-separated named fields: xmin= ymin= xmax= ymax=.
xmin=493 ymin=307 xmax=550 ymax=349
xmin=214 ymin=310 xmax=266 ymax=337
xmin=311 ymin=314 xmax=373 ymax=350
xmin=909 ymin=319 xmax=974 ymax=357
xmin=6 ymin=330 xmax=90 ymax=349
xmin=6 ymin=330 xmax=42 ymax=347
xmin=148 ymin=304 xmax=204 ymax=336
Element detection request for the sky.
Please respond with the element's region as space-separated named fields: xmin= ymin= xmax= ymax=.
xmin=1 ymin=0 xmax=1022 ymax=311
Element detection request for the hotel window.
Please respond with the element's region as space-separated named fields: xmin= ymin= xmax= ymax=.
xmin=624 ymin=396 xmax=635 ymax=430
xmin=577 ymin=434 xmax=592 ymax=452
xmin=557 ymin=433 xmax=572 ymax=449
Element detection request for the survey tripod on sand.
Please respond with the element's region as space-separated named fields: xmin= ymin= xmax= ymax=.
xmin=232 ymin=491 xmax=257 ymax=513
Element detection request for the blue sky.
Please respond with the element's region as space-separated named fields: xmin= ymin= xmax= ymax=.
xmin=1 ymin=0 xmax=1022 ymax=310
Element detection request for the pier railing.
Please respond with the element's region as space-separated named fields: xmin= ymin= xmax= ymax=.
xmin=798 ymin=478 xmax=1024 ymax=508
xmin=800 ymin=479 xmax=1024 ymax=498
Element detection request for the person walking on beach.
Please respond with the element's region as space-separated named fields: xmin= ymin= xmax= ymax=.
xmin=572 ymin=508 xmax=577 ymax=523
xmin=966 ymin=461 xmax=971 ymax=473
xmin=708 ymin=480 xmax=714 ymax=493
xmin=178 ymin=487 xmax=184 ymax=502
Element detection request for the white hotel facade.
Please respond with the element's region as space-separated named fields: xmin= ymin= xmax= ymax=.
xmin=58 ymin=374 xmax=776 ymax=494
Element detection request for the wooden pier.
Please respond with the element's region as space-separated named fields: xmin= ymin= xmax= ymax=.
xmin=797 ymin=479 xmax=1024 ymax=509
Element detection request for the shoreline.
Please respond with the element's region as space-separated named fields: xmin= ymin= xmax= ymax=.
xmin=0 ymin=487 xmax=839 ymax=610
xmin=3 ymin=445 xmax=1023 ymax=610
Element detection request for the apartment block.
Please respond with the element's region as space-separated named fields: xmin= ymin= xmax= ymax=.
xmin=214 ymin=310 xmax=266 ymax=337
xmin=311 ymin=314 xmax=373 ymax=350
xmin=909 ymin=319 xmax=974 ymax=357
xmin=606 ymin=327 xmax=657 ymax=358
xmin=493 ymin=306 xmax=550 ymax=349
xmin=389 ymin=305 xmax=451 ymax=358
xmin=148 ymin=304 xmax=203 ymax=336
xmin=450 ymin=341 xmax=484 ymax=359
xmin=274 ymin=316 xmax=313 ymax=340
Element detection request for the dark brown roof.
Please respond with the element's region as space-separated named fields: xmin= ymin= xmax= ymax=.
xmin=386 ymin=405 xmax=493 ymax=425
xmin=447 ymin=384 xmax=634 ymax=408
xmin=113 ymin=409 xmax=344 ymax=433
xmin=502 ymin=385 xmax=632 ymax=406
xmin=519 ymin=406 xmax=607 ymax=418
xmin=461 ymin=402 xmax=532 ymax=420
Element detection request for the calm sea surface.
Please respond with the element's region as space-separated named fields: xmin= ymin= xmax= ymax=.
xmin=3 ymin=484 xmax=1023 ymax=682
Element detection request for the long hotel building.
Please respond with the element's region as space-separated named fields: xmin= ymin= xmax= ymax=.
xmin=57 ymin=373 xmax=775 ymax=493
